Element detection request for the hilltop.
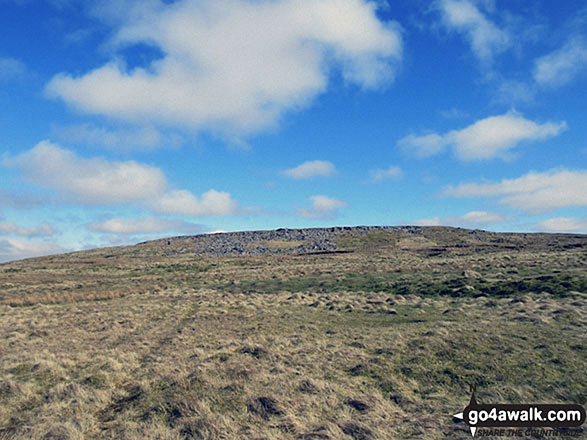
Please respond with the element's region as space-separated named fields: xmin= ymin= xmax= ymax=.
xmin=66 ymin=225 xmax=586 ymax=258
xmin=0 ymin=226 xmax=585 ymax=439
xmin=3 ymin=225 xmax=585 ymax=306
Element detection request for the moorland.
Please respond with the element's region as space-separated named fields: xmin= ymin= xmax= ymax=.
xmin=0 ymin=226 xmax=585 ymax=439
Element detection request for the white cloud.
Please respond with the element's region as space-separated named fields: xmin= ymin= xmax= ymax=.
xmin=282 ymin=160 xmax=336 ymax=179
xmin=0 ymin=220 xmax=55 ymax=237
xmin=4 ymin=141 xmax=239 ymax=216
xmin=5 ymin=140 xmax=168 ymax=204
xmin=398 ymin=112 xmax=566 ymax=161
xmin=534 ymin=38 xmax=587 ymax=87
xmin=150 ymin=189 xmax=238 ymax=216
xmin=459 ymin=210 xmax=506 ymax=224
xmin=53 ymin=123 xmax=184 ymax=151
xmin=444 ymin=169 xmax=587 ymax=214
xmin=46 ymin=0 xmax=402 ymax=135
xmin=536 ymin=217 xmax=587 ymax=233
xmin=87 ymin=216 xmax=203 ymax=235
xmin=448 ymin=113 xmax=565 ymax=160
xmin=415 ymin=210 xmax=508 ymax=227
xmin=425 ymin=211 xmax=506 ymax=227
xmin=398 ymin=133 xmax=446 ymax=158
xmin=297 ymin=195 xmax=347 ymax=219
xmin=495 ymin=80 xmax=535 ymax=105
xmin=414 ymin=217 xmax=442 ymax=226
xmin=0 ymin=239 xmax=65 ymax=263
xmin=436 ymin=0 xmax=510 ymax=63
xmin=369 ymin=165 xmax=403 ymax=182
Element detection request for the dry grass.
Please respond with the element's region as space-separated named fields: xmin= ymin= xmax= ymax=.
xmin=0 ymin=229 xmax=585 ymax=439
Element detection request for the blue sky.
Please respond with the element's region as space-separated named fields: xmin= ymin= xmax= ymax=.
xmin=1 ymin=0 xmax=586 ymax=261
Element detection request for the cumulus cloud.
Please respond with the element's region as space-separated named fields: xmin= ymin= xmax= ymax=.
xmin=415 ymin=210 xmax=508 ymax=227
xmin=46 ymin=0 xmax=402 ymax=135
xmin=534 ymin=37 xmax=587 ymax=87
xmin=436 ymin=0 xmax=510 ymax=64
xmin=448 ymin=114 xmax=565 ymax=160
xmin=444 ymin=169 xmax=587 ymax=214
xmin=536 ymin=217 xmax=587 ymax=233
xmin=5 ymin=140 xmax=168 ymax=204
xmin=0 ymin=239 xmax=65 ymax=263
xmin=4 ymin=141 xmax=239 ymax=216
xmin=87 ymin=216 xmax=203 ymax=235
xmin=398 ymin=112 xmax=566 ymax=161
xmin=297 ymin=195 xmax=347 ymax=219
xmin=0 ymin=219 xmax=55 ymax=237
xmin=150 ymin=189 xmax=238 ymax=216
xmin=282 ymin=160 xmax=336 ymax=179
xmin=369 ymin=165 xmax=403 ymax=182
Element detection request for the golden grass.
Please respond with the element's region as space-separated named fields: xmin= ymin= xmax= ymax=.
xmin=0 ymin=230 xmax=585 ymax=439
xmin=1 ymin=286 xmax=585 ymax=439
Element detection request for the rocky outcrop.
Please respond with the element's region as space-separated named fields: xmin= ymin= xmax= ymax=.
xmin=136 ymin=225 xmax=424 ymax=257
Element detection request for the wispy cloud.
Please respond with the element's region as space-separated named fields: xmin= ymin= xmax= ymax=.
xmin=440 ymin=108 xmax=468 ymax=120
xmin=398 ymin=133 xmax=446 ymax=158
xmin=399 ymin=112 xmax=566 ymax=161
xmin=0 ymin=57 xmax=27 ymax=82
xmin=87 ymin=217 xmax=203 ymax=235
xmin=536 ymin=217 xmax=587 ymax=233
xmin=436 ymin=0 xmax=510 ymax=64
xmin=53 ymin=123 xmax=184 ymax=152
xmin=0 ymin=219 xmax=55 ymax=237
xmin=0 ymin=239 xmax=65 ymax=263
xmin=282 ymin=160 xmax=336 ymax=179
xmin=444 ymin=169 xmax=587 ymax=214
xmin=297 ymin=195 xmax=347 ymax=219
xmin=4 ymin=140 xmax=239 ymax=216
xmin=0 ymin=188 xmax=45 ymax=209
xmin=369 ymin=166 xmax=403 ymax=182
xmin=415 ymin=211 xmax=509 ymax=227
xmin=46 ymin=0 xmax=402 ymax=135
xmin=534 ymin=37 xmax=587 ymax=88
xmin=494 ymin=80 xmax=535 ymax=105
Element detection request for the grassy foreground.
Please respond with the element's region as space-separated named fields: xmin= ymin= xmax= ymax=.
xmin=0 ymin=228 xmax=585 ymax=439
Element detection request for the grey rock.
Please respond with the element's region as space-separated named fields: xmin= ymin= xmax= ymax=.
xmin=134 ymin=226 xmax=424 ymax=257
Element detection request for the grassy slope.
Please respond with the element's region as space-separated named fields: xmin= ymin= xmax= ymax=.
xmin=0 ymin=228 xmax=585 ymax=439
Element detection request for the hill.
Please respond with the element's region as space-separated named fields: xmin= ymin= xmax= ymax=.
xmin=0 ymin=226 xmax=585 ymax=439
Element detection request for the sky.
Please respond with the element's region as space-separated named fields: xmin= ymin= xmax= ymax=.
xmin=1 ymin=0 xmax=587 ymax=262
